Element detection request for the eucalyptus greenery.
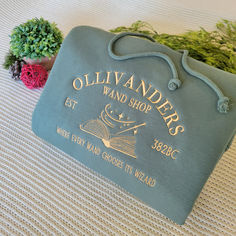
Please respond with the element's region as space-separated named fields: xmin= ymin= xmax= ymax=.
xmin=110 ymin=20 xmax=236 ymax=74
xmin=10 ymin=17 xmax=63 ymax=60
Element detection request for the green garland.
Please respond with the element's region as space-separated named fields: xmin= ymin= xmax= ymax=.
xmin=110 ymin=20 xmax=236 ymax=74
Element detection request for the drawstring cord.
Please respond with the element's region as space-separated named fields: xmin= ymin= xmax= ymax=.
xmin=108 ymin=32 xmax=182 ymax=91
xmin=180 ymin=50 xmax=229 ymax=113
xmin=108 ymin=32 xmax=230 ymax=113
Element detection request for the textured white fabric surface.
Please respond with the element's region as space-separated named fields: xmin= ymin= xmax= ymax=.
xmin=0 ymin=1 xmax=236 ymax=235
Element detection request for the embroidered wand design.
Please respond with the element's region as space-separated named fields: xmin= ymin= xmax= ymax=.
xmin=80 ymin=104 xmax=146 ymax=158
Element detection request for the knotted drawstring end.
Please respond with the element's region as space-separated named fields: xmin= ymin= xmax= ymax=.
xmin=168 ymin=78 xmax=182 ymax=91
xmin=217 ymin=96 xmax=230 ymax=114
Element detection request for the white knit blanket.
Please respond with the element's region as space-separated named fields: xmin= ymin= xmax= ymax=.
xmin=0 ymin=1 xmax=235 ymax=235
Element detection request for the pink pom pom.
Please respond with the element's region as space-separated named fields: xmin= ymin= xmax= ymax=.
xmin=21 ymin=64 xmax=48 ymax=89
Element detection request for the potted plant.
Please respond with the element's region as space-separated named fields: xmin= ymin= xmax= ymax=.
xmin=10 ymin=17 xmax=63 ymax=70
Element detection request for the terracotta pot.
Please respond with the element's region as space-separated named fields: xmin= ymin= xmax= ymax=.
xmin=23 ymin=54 xmax=57 ymax=71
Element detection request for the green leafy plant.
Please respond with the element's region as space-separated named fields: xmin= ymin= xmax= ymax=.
xmin=3 ymin=50 xmax=19 ymax=69
xmin=110 ymin=20 xmax=236 ymax=74
xmin=10 ymin=17 xmax=63 ymax=60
